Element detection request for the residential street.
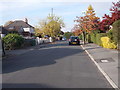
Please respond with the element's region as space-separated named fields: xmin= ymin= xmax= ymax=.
xmin=2 ymin=41 xmax=113 ymax=88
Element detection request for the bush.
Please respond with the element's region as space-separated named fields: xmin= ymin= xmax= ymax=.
xmin=86 ymin=34 xmax=92 ymax=43
xmin=112 ymin=20 xmax=120 ymax=45
xmin=107 ymin=29 xmax=113 ymax=42
xmin=101 ymin=37 xmax=117 ymax=49
xmin=78 ymin=34 xmax=83 ymax=40
xmin=96 ymin=33 xmax=107 ymax=46
xmin=90 ymin=33 xmax=96 ymax=43
xmin=24 ymin=39 xmax=36 ymax=47
xmin=2 ymin=33 xmax=24 ymax=50
xmin=90 ymin=30 xmax=101 ymax=43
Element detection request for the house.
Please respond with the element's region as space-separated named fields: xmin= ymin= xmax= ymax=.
xmin=4 ymin=18 xmax=35 ymax=38
xmin=0 ymin=26 xmax=8 ymax=39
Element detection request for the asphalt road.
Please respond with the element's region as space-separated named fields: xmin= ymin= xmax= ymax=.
xmin=2 ymin=41 xmax=113 ymax=88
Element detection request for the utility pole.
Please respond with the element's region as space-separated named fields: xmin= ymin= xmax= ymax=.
xmin=51 ymin=8 xmax=54 ymax=20
xmin=51 ymin=8 xmax=53 ymax=16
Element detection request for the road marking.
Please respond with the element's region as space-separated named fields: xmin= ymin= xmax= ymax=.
xmin=81 ymin=45 xmax=119 ymax=89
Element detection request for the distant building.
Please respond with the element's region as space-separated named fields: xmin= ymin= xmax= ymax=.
xmin=4 ymin=18 xmax=35 ymax=38
xmin=0 ymin=26 xmax=8 ymax=39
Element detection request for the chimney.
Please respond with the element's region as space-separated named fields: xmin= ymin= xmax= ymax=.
xmin=25 ymin=18 xmax=28 ymax=23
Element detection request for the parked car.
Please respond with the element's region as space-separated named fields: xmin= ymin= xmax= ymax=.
xmin=69 ymin=36 xmax=80 ymax=45
xmin=62 ymin=37 xmax=66 ymax=41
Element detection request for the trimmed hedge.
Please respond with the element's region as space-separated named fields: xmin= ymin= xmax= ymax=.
xmin=96 ymin=33 xmax=107 ymax=46
xmin=2 ymin=33 xmax=24 ymax=50
xmin=112 ymin=20 xmax=120 ymax=45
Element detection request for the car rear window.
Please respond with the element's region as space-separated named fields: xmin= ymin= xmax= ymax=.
xmin=71 ymin=37 xmax=78 ymax=39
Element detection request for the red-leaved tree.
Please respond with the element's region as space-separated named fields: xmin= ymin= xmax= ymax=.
xmin=99 ymin=1 xmax=120 ymax=32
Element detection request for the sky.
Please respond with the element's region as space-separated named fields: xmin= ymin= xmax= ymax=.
xmin=0 ymin=0 xmax=118 ymax=32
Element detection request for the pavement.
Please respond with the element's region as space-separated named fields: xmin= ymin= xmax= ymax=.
xmin=81 ymin=42 xmax=119 ymax=89
xmin=2 ymin=41 xmax=113 ymax=88
xmin=3 ymin=42 xmax=54 ymax=58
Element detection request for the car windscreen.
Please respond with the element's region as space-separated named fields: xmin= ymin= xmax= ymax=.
xmin=71 ymin=37 xmax=78 ymax=39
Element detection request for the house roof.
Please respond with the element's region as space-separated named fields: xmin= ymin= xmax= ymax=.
xmin=4 ymin=20 xmax=34 ymax=28
xmin=0 ymin=26 xmax=8 ymax=34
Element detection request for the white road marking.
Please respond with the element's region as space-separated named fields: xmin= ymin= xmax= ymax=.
xmin=81 ymin=45 xmax=118 ymax=89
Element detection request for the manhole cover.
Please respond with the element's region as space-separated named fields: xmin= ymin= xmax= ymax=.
xmin=100 ymin=59 xmax=109 ymax=63
xmin=95 ymin=58 xmax=114 ymax=63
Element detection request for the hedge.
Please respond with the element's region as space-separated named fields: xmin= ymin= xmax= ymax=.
xmin=96 ymin=33 xmax=107 ymax=46
xmin=112 ymin=20 xmax=120 ymax=45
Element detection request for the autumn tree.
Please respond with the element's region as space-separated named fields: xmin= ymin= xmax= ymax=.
xmin=36 ymin=14 xmax=65 ymax=37
xmin=84 ymin=5 xmax=100 ymax=33
xmin=99 ymin=1 xmax=120 ymax=32
xmin=72 ymin=25 xmax=82 ymax=36
xmin=74 ymin=5 xmax=100 ymax=44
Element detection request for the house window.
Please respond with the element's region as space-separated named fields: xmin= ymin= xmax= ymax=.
xmin=9 ymin=27 xmax=14 ymax=30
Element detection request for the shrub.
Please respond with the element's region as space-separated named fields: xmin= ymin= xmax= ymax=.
xmin=90 ymin=33 xmax=96 ymax=43
xmin=90 ymin=30 xmax=101 ymax=43
xmin=96 ymin=33 xmax=107 ymax=46
xmin=86 ymin=34 xmax=92 ymax=43
xmin=78 ymin=34 xmax=83 ymax=40
xmin=2 ymin=33 xmax=24 ymax=50
xmin=107 ymin=29 xmax=113 ymax=42
xmin=112 ymin=20 xmax=120 ymax=45
xmin=101 ymin=37 xmax=117 ymax=49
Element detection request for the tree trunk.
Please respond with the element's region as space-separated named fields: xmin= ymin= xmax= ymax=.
xmin=83 ymin=31 xmax=86 ymax=45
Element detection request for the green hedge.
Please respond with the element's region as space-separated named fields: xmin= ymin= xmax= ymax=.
xmin=112 ymin=20 xmax=120 ymax=45
xmin=78 ymin=34 xmax=83 ymax=40
xmin=90 ymin=33 xmax=96 ymax=43
xmin=2 ymin=33 xmax=24 ymax=50
xmin=96 ymin=33 xmax=107 ymax=46
xmin=90 ymin=32 xmax=107 ymax=46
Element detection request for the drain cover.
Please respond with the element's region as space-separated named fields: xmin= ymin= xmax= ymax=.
xmin=95 ymin=58 xmax=114 ymax=63
xmin=101 ymin=59 xmax=109 ymax=63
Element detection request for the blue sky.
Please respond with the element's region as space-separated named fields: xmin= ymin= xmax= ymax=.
xmin=0 ymin=0 xmax=118 ymax=32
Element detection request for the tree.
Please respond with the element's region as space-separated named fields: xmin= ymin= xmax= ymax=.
xmin=99 ymin=1 xmax=120 ymax=32
xmin=36 ymin=14 xmax=65 ymax=37
xmin=84 ymin=5 xmax=100 ymax=33
xmin=74 ymin=5 xmax=100 ymax=44
xmin=72 ymin=25 xmax=82 ymax=36
xmin=34 ymin=27 xmax=43 ymax=37
xmin=63 ymin=32 xmax=74 ymax=39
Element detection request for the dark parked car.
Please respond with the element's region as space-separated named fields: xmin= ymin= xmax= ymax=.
xmin=69 ymin=36 xmax=80 ymax=45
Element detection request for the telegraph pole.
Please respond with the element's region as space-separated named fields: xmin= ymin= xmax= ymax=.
xmin=51 ymin=8 xmax=53 ymax=16
xmin=51 ymin=8 xmax=54 ymax=20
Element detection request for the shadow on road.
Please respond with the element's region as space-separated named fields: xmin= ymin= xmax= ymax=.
xmin=2 ymin=41 xmax=84 ymax=74
xmin=2 ymin=83 xmax=55 ymax=88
